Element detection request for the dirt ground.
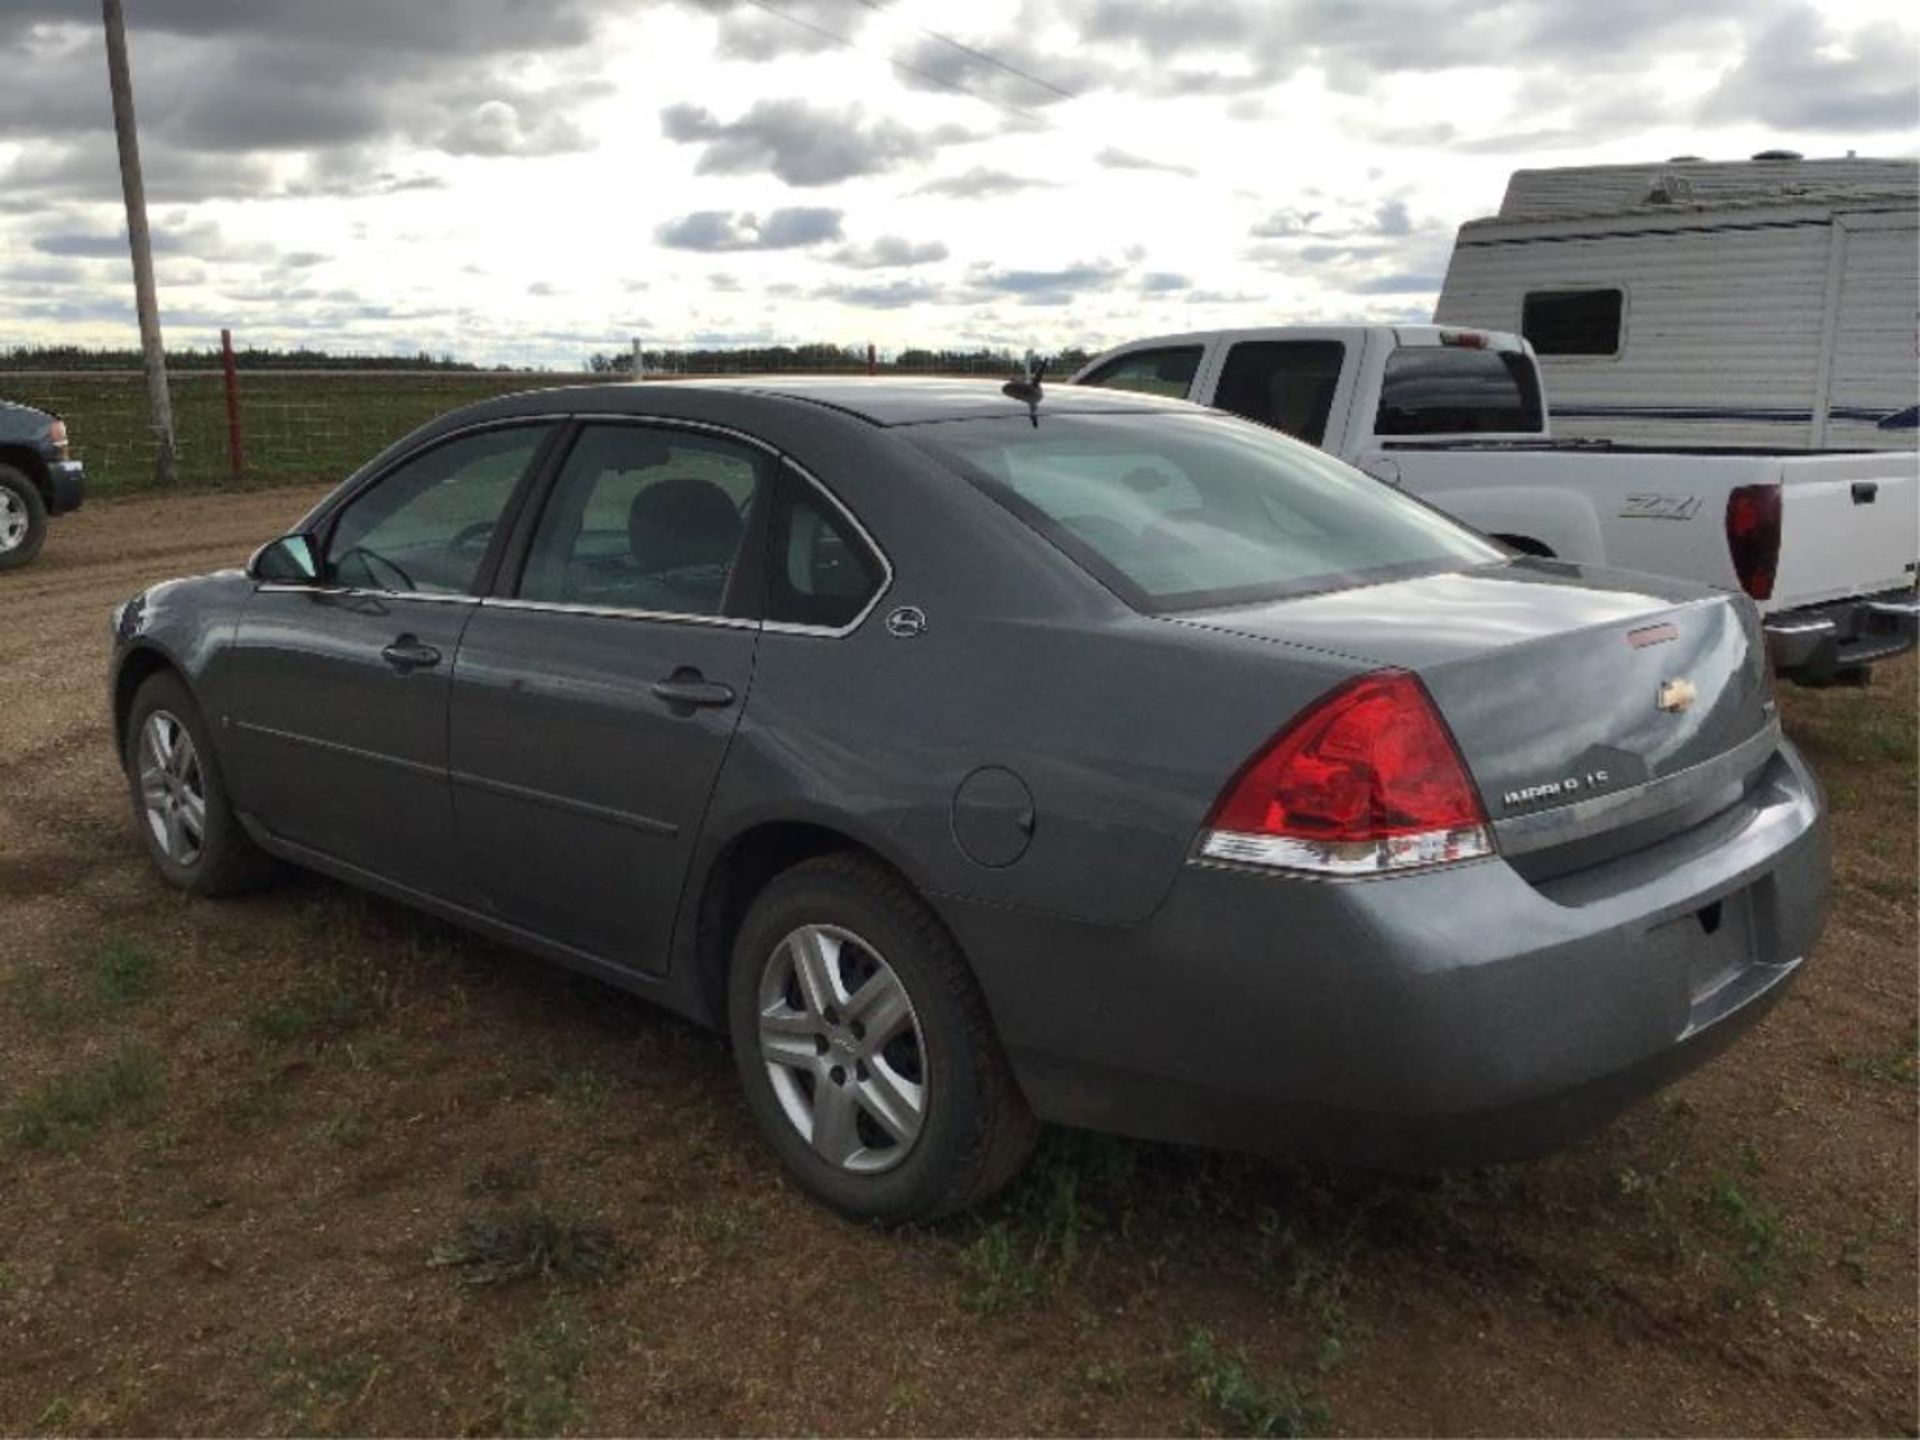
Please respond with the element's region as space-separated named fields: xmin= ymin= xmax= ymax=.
xmin=1 ymin=486 xmax=1914 ymax=1437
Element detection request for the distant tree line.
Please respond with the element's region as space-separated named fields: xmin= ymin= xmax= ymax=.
xmin=0 ymin=345 xmax=491 ymax=373
xmin=585 ymin=343 xmax=1093 ymax=376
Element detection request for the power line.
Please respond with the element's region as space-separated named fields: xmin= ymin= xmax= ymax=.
xmin=849 ymin=0 xmax=1079 ymax=103
xmin=733 ymin=0 xmax=1055 ymax=129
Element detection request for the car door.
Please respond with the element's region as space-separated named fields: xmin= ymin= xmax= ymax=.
xmin=219 ymin=422 xmax=555 ymax=903
xmin=446 ymin=420 xmax=773 ymax=974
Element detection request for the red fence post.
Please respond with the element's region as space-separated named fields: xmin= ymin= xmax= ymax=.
xmin=220 ymin=327 xmax=245 ymax=481
xmin=867 ymin=342 xmax=876 ymax=377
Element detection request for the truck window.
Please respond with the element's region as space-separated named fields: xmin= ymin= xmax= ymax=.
xmin=1376 ymin=348 xmax=1544 ymax=436
xmin=1078 ymin=346 xmax=1202 ymax=399
xmin=1522 ymin=289 xmax=1624 ymax=356
xmin=1213 ymin=341 xmax=1345 ymax=446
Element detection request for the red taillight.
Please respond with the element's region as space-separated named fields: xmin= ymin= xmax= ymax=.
xmin=1200 ymin=670 xmax=1493 ymax=875
xmin=1725 ymin=484 xmax=1781 ymax=601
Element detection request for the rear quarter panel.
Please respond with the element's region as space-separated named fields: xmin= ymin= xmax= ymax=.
xmin=697 ymin=433 xmax=1361 ymax=928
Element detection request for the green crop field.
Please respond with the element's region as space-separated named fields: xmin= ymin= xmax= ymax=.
xmin=6 ymin=371 xmax=592 ymax=493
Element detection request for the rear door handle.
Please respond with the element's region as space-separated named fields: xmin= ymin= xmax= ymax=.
xmin=650 ymin=669 xmax=736 ymax=711
xmin=1852 ymin=480 xmax=1879 ymax=504
xmin=380 ymin=635 xmax=442 ymax=672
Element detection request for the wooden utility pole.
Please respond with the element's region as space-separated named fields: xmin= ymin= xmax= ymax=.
xmin=102 ymin=0 xmax=175 ymax=484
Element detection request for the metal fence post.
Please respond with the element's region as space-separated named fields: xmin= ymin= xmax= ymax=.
xmin=220 ymin=327 xmax=245 ymax=482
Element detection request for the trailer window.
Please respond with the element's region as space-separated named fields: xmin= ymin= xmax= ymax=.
xmin=1376 ymin=348 xmax=1544 ymax=436
xmin=1522 ymin=289 xmax=1623 ymax=356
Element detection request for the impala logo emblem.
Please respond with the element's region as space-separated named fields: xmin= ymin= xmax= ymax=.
xmin=1657 ymin=678 xmax=1698 ymax=713
xmin=885 ymin=606 xmax=928 ymax=639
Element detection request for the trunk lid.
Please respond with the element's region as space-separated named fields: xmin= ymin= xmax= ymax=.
xmin=1173 ymin=559 xmax=1778 ymax=873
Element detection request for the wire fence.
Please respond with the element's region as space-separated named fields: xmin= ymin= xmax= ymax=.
xmin=4 ymin=353 xmax=1044 ymax=494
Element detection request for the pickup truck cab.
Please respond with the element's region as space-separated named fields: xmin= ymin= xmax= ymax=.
xmin=0 ymin=399 xmax=86 ymax=571
xmin=1072 ymin=325 xmax=1918 ymax=685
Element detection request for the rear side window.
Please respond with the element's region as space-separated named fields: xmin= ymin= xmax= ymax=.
xmin=1522 ymin=289 xmax=1623 ymax=356
xmin=763 ymin=470 xmax=884 ymax=630
xmin=911 ymin=412 xmax=1500 ymax=613
xmin=1376 ymin=348 xmax=1544 ymax=436
xmin=1213 ymin=341 xmax=1345 ymax=446
xmin=1078 ymin=346 xmax=1202 ymax=399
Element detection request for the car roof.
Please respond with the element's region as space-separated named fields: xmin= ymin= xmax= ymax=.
xmin=609 ymin=375 xmax=1200 ymax=427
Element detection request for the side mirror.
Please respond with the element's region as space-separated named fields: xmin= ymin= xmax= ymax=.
xmin=248 ymin=533 xmax=319 ymax=583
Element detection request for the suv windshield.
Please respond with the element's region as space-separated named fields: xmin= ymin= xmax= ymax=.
xmin=910 ymin=412 xmax=1502 ymax=612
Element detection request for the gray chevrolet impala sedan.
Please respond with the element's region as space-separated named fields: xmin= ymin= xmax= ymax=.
xmin=109 ymin=377 xmax=1829 ymax=1222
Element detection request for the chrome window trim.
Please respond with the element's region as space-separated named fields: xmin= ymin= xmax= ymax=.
xmin=253 ymin=583 xmax=478 ymax=606
xmin=304 ymin=413 xmax=571 ymax=534
xmin=477 ymin=595 xmax=760 ymax=630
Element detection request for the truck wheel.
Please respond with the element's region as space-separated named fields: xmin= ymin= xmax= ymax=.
xmin=728 ymin=852 xmax=1038 ymax=1224
xmin=0 ymin=464 xmax=48 ymax=571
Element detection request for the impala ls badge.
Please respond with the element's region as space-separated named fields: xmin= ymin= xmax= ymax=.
xmin=1657 ymin=678 xmax=1697 ymax=713
xmin=885 ymin=605 xmax=928 ymax=639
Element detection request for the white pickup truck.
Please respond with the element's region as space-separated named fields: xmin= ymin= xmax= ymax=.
xmin=1071 ymin=325 xmax=1919 ymax=685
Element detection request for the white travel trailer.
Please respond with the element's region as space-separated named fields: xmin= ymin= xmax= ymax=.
xmin=1434 ymin=154 xmax=1919 ymax=451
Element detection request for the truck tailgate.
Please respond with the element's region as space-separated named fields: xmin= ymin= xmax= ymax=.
xmin=1773 ymin=453 xmax=1920 ymax=610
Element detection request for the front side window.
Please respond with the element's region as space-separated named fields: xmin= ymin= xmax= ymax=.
xmin=1078 ymin=346 xmax=1202 ymax=399
xmin=324 ymin=425 xmax=549 ymax=594
xmin=1522 ymin=289 xmax=1624 ymax=356
xmin=763 ymin=470 xmax=884 ymax=629
xmin=912 ymin=412 xmax=1501 ymax=612
xmin=1213 ymin=341 xmax=1346 ymax=446
xmin=518 ymin=424 xmax=764 ymax=617
xmin=1375 ymin=348 xmax=1544 ymax=436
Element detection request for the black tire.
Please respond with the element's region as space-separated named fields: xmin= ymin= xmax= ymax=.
xmin=124 ymin=671 xmax=275 ymax=896
xmin=0 ymin=464 xmax=48 ymax=572
xmin=728 ymin=852 xmax=1038 ymax=1224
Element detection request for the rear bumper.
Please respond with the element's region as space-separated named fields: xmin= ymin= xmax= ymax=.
xmin=1765 ymin=586 xmax=1917 ymax=684
xmin=46 ymin=459 xmax=84 ymax=515
xmin=947 ymin=741 xmax=1828 ymax=1168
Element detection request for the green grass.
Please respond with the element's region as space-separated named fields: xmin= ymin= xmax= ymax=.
xmin=956 ymin=1134 xmax=1131 ymax=1312
xmin=1703 ymin=1174 xmax=1791 ymax=1299
xmin=430 ymin=1208 xmax=619 ymax=1287
xmin=7 ymin=1043 xmax=162 ymax=1151
xmin=1184 ymin=1326 xmax=1328 ymax=1438
xmin=501 ymin=1296 xmax=591 ymax=1436
xmin=265 ymin=1340 xmax=377 ymax=1433
xmin=91 ymin=937 xmax=160 ymax=1008
xmin=11 ymin=371 xmax=571 ymax=493
xmin=547 ymin=1064 xmax=615 ymax=1114
xmin=249 ymin=986 xmax=364 ymax=1044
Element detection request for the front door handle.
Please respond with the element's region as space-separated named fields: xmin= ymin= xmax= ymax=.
xmin=650 ymin=668 xmax=736 ymax=711
xmin=380 ymin=635 xmax=442 ymax=672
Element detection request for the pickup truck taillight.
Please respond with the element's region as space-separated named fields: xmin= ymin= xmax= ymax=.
xmin=1725 ymin=484 xmax=1781 ymax=601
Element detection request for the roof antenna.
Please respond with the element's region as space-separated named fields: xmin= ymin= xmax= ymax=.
xmin=1002 ymin=351 xmax=1047 ymax=427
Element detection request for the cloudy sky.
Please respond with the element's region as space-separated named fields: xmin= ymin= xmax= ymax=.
xmin=1 ymin=0 xmax=1916 ymax=367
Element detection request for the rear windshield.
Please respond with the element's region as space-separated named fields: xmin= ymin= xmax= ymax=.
xmin=1376 ymin=347 xmax=1543 ymax=435
xmin=909 ymin=412 xmax=1502 ymax=613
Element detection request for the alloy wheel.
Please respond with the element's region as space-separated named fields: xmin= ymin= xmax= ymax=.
xmin=0 ymin=488 xmax=26 ymax=553
xmin=757 ymin=923 xmax=928 ymax=1174
xmin=138 ymin=709 xmax=207 ymax=867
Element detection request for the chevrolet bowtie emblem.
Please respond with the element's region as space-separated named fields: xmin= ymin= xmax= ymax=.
xmin=1657 ymin=678 xmax=1697 ymax=713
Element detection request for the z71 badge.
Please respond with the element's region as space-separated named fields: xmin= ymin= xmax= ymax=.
xmin=1619 ymin=493 xmax=1702 ymax=521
